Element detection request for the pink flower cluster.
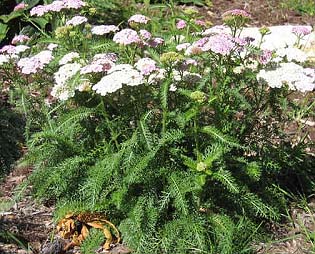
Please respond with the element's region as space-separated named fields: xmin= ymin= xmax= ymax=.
xmin=113 ymin=29 xmax=140 ymax=45
xmin=0 ymin=45 xmax=29 ymax=55
xmin=30 ymin=0 xmax=85 ymax=16
xmin=14 ymin=2 xmax=28 ymax=11
xmin=202 ymin=34 xmax=235 ymax=55
xmin=81 ymin=53 xmax=117 ymax=74
xmin=176 ymin=20 xmax=187 ymax=29
xmin=259 ymin=49 xmax=272 ymax=65
xmin=135 ymin=58 xmax=158 ymax=75
xmin=292 ymin=26 xmax=312 ymax=37
xmin=17 ymin=50 xmax=53 ymax=74
xmin=222 ymin=9 xmax=251 ymax=19
xmin=91 ymin=25 xmax=119 ymax=35
xmin=66 ymin=16 xmax=88 ymax=26
xmin=11 ymin=35 xmax=30 ymax=45
xmin=128 ymin=14 xmax=150 ymax=24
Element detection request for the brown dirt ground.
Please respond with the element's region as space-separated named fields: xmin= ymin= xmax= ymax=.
xmin=1 ymin=0 xmax=315 ymax=253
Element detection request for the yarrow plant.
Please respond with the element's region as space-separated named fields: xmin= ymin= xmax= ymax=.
xmin=2 ymin=4 xmax=315 ymax=254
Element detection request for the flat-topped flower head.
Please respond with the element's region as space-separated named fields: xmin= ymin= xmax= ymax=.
xmin=18 ymin=50 xmax=53 ymax=74
xmin=30 ymin=5 xmax=47 ymax=16
xmin=14 ymin=2 xmax=28 ymax=11
xmin=259 ymin=49 xmax=272 ymax=65
xmin=91 ymin=25 xmax=119 ymax=35
xmin=63 ymin=0 xmax=86 ymax=9
xmin=92 ymin=64 xmax=144 ymax=96
xmin=128 ymin=14 xmax=150 ymax=24
xmin=202 ymin=34 xmax=235 ymax=55
xmin=66 ymin=16 xmax=88 ymax=26
xmin=257 ymin=62 xmax=315 ymax=92
xmin=222 ymin=9 xmax=251 ymax=29
xmin=292 ymin=26 xmax=312 ymax=37
xmin=113 ymin=29 xmax=140 ymax=46
xmin=11 ymin=35 xmax=30 ymax=45
xmin=135 ymin=57 xmax=158 ymax=75
xmin=148 ymin=37 xmax=164 ymax=47
xmin=139 ymin=29 xmax=151 ymax=40
xmin=0 ymin=45 xmax=30 ymax=55
xmin=59 ymin=52 xmax=80 ymax=65
xmin=47 ymin=43 xmax=58 ymax=51
xmin=222 ymin=9 xmax=251 ymax=19
xmin=176 ymin=20 xmax=187 ymax=29
xmin=47 ymin=1 xmax=64 ymax=12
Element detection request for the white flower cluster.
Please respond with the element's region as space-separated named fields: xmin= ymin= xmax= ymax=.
xmin=51 ymin=62 xmax=82 ymax=100
xmin=59 ymin=52 xmax=80 ymax=65
xmin=0 ymin=55 xmax=11 ymax=66
xmin=275 ymin=47 xmax=307 ymax=63
xmin=257 ymin=62 xmax=315 ymax=92
xmin=92 ymin=64 xmax=143 ymax=96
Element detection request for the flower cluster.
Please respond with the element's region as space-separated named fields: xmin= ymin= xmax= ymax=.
xmin=30 ymin=0 xmax=85 ymax=16
xmin=128 ymin=14 xmax=150 ymax=24
xmin=14 ymin=2 xmax=28 ymax=11
xmin=222 ymin=9 xmax=251 ymax=19
xmin=292 ymin=26 xmax=312 ymax=37
xmin=66 ymin=16 xmax=88 ymax=26
xmin=113 ymin=29 xmax=140 ymax=45
xmin=52 ymin=62 xmax=82 ymax=100
xmin=91 ymin=25 xmax=119 ymax=35
xmin=59 ymin=52 xmax=80 ymax=65
xmin=11 ymin=35 xmax=30 ymax=45
xmin=257 ymin=62 xmax=315 ymax=92
xmin=81 ymin=53 xmax=116 ymax=74
xmin=176 ymin=20 xmax=187 ymax=30
xmin=135 ymin=58 xmax=158 ymax=75
xmin=92 ymin=64 xmax=143 ymax=96
xmin=18 ymin=50 xmax=54 ymax=74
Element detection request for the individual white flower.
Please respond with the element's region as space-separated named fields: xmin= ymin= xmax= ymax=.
xmin=59 ymin=52 xmax=80 ymax=65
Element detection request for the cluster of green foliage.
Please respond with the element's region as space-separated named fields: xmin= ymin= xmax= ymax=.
xmin=281 ymin=0 xmax=315 ymax=16
xmin=1 ymin=0 xmax=315 ymax=253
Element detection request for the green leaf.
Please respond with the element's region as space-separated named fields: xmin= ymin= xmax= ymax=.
xmin=0 ymin=22 xmax=8 ymax=43
xmin=30 ymin=17 xmax=49 ymax=29
xmin=212 ymin=168 xmax=239 ymax=194
xmin=201 ymin=126 xmax=242 ymax=148
xmin=0 ymin=12 xmax=22 ymax=23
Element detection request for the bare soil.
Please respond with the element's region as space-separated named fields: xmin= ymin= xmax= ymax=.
xmin=1 ymin=0 xmax=315 ymax=253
